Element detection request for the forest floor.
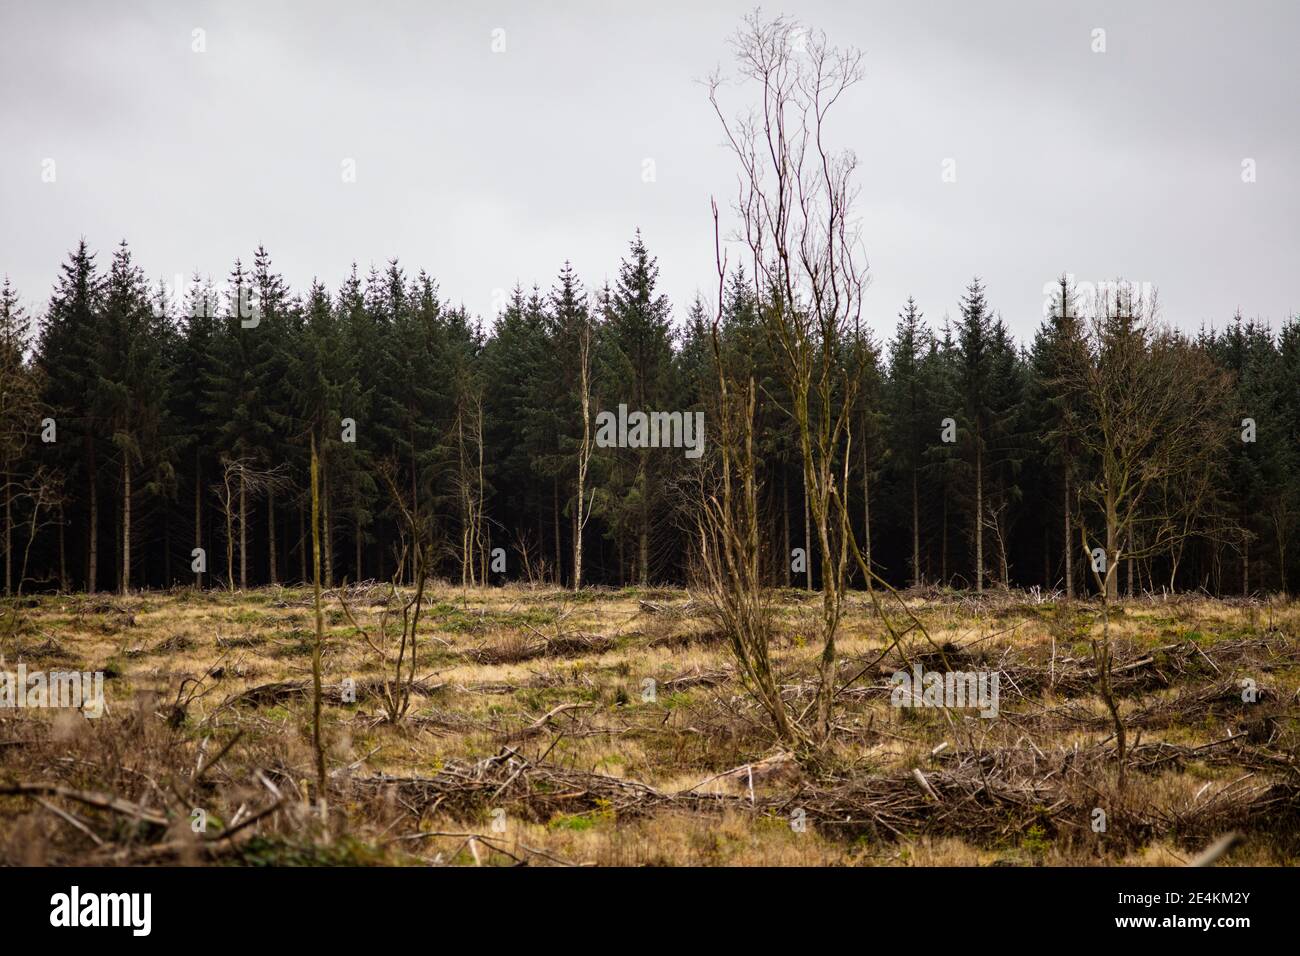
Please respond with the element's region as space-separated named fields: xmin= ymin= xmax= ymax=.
xmin=1 ymin=584 xmax=1297 ymax=866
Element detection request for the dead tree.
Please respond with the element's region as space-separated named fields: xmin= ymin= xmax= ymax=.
xmin=693 ymin=201 xmax=801 ymax=748
xmin=309 ymin=433 xmax=327 ymax=799
xmin=453 ymin=386 xmax=487 ymax=589
xmin=338 ymin=460 xmax=430 ymax=724
xmin=211 ymin=456 xmax=290 ymax=590
xmin=708 ymin=13 xmax=869 ymax=744
xmin=2 ymin=467 xmax=65 ymax=647
xmin=573 ymin=310 xmax=597 ymax=591
xmin=1068 ymin=283 xmax=1232 ymax=781
xmin=704 ymin=13 xmax=944 ymax=753
xmin=1066 ymin=284 xmax=1232 ymax=602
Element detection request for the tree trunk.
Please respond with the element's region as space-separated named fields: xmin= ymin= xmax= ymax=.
xmin=3 ymin=454 xmax=10 ymax=595
xmin=974 ymin=441 xmax=983 ymax=595
xmin=299 ymin=500 xmax=307 ymax=584
xmin=1063 ymin=467 xmax=1074 ymax=599
xmin=239 ymin=472 xmax=247 ymax=590
xmin=638 ymin=525 xmax=648 ymax=586
xmin=461 ymin=519 xmax=471 ymax=589
xmin=354 ymin=498 xmax=362 ymax=583
xmin=638 ymin=461 xmax=649 ymax=586
xmin=224 ymin=490 xmax=234 ymax=590
xmin=997 ymin=485 xmax=1010 ymax=587
xmin=58 ymin=503 xmax=67 ymax=592
xmin=1104 ymin=495 xmax=1118 ymax=602
xmin=941 ymin=485 xmax=949 ymax=585
xmin=552 ymin=477 xmax=561 ymax=586
xmin=802 ymin=469 xmax=812 ymax=590
xmin=309 ymin=433 xmax=327 ymax=799
xmin=782 ymin=471 xmax=791 ymax=587
xmin=1274 ymin=522 xmax=1288 ymax=597
xmin=163 ymin=506 xmax=170 ymax=587
xmin=410 ymin=436 xmax=418 ymax=584
xmin=1043 ymin=524 xmax=1050 ymax=587
xmin=121 ymin=456 xmax=131 ymax=594
xmin=194 ymin=452 xmax=203 ymax=588
xmin=87 ymin=448 xmax=98 ymax=592
xmin=114 ymin=479 xmax=121 ymax=594
xmin=574 ymin=479 xmax=584 ymax=591
xmin=322 ymin=463 xmax=334 ymax=588
xmin=862 ymin=443 xmax=872 ymax=591
xmin=267 ymin=489 xmax=278 ymax=585
xmin=1243 ymin=538 xmax=1250 ymax=597
xmin=911 ymin=465 xmax=920 ymax=587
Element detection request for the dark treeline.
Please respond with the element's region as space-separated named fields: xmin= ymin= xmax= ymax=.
xmin=1 ymin=236 xmax=1298 ymax=596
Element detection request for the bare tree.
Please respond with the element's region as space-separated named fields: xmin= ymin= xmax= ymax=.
xmin=702 ymin=13 xmax=947 ymax=755
xmin=1068 ymin=285 xmax=1232 ymax=601
xmin=2 ymin=467 xmax=65 ymax=647
xmin=573 ymin=311 xmax=597 ymax=590
xmin=0 ymin=287 xmax=39 ymax=596
xmin=309 ymin=434 xmax=327 ymax=803
xmin=1267 ymin=485 xmax=1299 ymax=596
xmin=708 ymin=12 xmax=868 ymax=743
xmin=694 ymin=202 xmax=801 ymax=748
xmin=1155 ymin=450 xmax=1232 ymax=591
xmin=339 ymin=460 xmax=430 ymax=724
xmin=211 ymin=456 xmax=289 ymax=590
xmin=511 ymin=528 xmax=550 ymax=588
xmin=1067 ymin=283 xmax=1231 ymax=779
xmin=453 ymin=386 xmax=487 ymax=588
xmin=15 ymin=468 xmax=64 ymax=596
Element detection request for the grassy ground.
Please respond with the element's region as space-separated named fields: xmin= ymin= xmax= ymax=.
xmin=1 ymin=584 xmax=1296 ymax=866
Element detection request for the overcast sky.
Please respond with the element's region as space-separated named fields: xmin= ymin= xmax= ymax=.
xmin=2 ymin=0 xmax=1296 ymax=344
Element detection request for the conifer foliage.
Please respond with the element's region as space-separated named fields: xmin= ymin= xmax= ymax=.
xmin=2 ymin=238 xmax=1297 ymax=596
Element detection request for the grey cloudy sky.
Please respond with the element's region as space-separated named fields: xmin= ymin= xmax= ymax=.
xmin=2 ymin=0 xmax=1296 ymax=343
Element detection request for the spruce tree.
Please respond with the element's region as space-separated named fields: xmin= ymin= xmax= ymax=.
xmin=336 ymin=264 xmax=376 ymax=581
xmin=1 ymin=278 xmax=41 ymax=594
xmin=954 ymin=278 xmax=995 ymax=593
xmin=604 ymin=232 xmax=674 ymax=584
xmin=203 ymin=258 xmax=278 ymax=588
xmin=1029 ymin=275 xmax=1089 ymax=596
xmin=482 ymin=285 xmax=552 ymax=577
xmin=885 ymin=297 xmax=931 ymax=586
xmin=95 ymin=241 xmax=174 ymax=592
xmin=177 ymin=273 xmax=221 ymax=587
xmin=37 ymin=241 xmax=104 ymax=590
xmin=536 ymin=262 xmax=593 ymax=587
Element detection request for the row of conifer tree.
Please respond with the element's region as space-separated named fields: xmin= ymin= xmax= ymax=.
xmin=1 ymin=232 xmax=1297 ymax=596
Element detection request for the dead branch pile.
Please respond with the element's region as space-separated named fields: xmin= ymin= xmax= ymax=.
xmin=463 ymin=632 xmax=616 ymax=664
xmin=858 ymin=635 xmax=1297 ymax=703
xmin=0 ymin=712 xmax=291 ymax=865
xmin=225 ymin=676 xmax=445 ymax=709
xmin=661 ymin=667 xmax=732 ymax=690
xmin=1125 ymin=679 xmax=1278 ymax=730
xmin=353 ymin=739 xmax=1299 ymax=852
xmin=639 ymin=599 xmax=701 ymax=617
xmin=273 ymin=580 xmax=394 ymax=609
xmin=353 ymin=747 xmax=746 ymax=822
xmin=648 ymin=628 xmax=728 ymax=650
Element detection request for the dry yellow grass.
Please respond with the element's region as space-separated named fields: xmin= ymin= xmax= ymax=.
xmin=1 ymin=585 xmax=1296 ymax=866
